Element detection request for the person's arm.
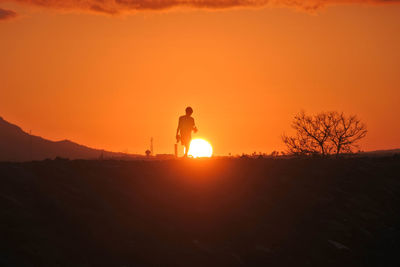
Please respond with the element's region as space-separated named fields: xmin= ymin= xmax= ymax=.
xmin=193 ymin=119 xmax=198 ymax=133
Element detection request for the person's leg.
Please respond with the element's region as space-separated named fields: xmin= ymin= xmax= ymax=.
xmin=181 ymin=136 xmax=189 ymax=157
xmin=183 ymin=143 xmax=189 ymax=157
xmin=185 ymin=137 xmax=193 ymax=157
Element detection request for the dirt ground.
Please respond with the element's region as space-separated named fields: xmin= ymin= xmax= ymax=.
xmin=1 ymin=157 xmax=399 ymax=266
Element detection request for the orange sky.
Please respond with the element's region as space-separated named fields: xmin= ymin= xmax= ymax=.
xmin=1 ymin=2 xmax=400 ymax=155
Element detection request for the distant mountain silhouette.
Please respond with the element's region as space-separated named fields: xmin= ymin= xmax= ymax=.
xmin=361 ymin=149 xmax=400 ymax=156
xmin=0 ymin=117 xmax=139 ymax=162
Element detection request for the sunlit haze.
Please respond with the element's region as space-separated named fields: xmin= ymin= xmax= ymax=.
xmin=187 ymin=139 xmax=213 ymax=158
xmin=1 ymin=2 xmax=400 ymax=155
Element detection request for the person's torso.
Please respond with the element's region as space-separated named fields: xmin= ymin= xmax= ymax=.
xmin=179 ymin=116 xmax=194 ymax=135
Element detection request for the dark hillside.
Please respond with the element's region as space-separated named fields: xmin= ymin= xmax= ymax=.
xmin=0 ymin=117 xmax=138 ymax=161
xmin=0 ymin=157 xmax=399 ymax=266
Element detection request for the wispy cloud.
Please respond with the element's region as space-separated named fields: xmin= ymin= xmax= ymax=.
xmin=1 ymin=0 xmax=400 ymax=20
xmin=0 ymin=8 xmax=17 ymax=20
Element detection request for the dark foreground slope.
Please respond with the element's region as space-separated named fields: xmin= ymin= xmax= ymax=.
xmin=0 ymin=157 xmax=399 ymax=266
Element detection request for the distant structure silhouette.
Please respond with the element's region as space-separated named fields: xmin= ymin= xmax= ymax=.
xmin=145 ymin=137 xmax=154 ymax=157
xmin=145 ymin=149 xmax=151 ymax=157
xmin=176 ymin=107 xmax=198 ymax=157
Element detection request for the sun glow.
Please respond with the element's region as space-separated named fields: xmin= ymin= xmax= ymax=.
xmin=187 ymin=139 xmax=213 ymax=158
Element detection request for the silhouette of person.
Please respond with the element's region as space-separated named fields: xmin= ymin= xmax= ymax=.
xmin=176 ymin=106 xmax=198 ymax=157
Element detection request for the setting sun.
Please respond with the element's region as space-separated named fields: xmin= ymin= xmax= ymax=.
xmin=187 ymin=139 xmax=213 ymax=158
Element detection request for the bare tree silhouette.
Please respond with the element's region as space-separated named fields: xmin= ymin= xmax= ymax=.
xmin=330 ymin=112 xmax=368 ymax=155
xmin=282 ymin=111 xmax=367 ymax=156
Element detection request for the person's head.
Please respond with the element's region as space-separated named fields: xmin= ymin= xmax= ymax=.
xmin=185 ymin=106 xmax=193 ymax=116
